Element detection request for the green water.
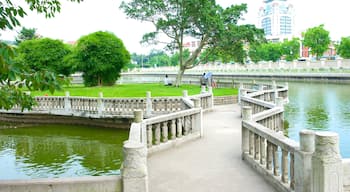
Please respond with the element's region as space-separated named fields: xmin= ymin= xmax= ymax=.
xmin=285 ymin=82 xmax=350 ymax=157
xmin=0 ymin=125 xmax=129 ymax=180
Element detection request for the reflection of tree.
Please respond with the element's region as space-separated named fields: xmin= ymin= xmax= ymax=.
xmin=283 ymin=120 xmax=289 ymax=137
xmin=0 ymin=125 xmax=128 ymax=178
xmin=306 ymin=106 xmax=329 ymax=130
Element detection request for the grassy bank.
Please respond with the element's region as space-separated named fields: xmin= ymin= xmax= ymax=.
xmin=31 ymin=84 xmax=238 ymax=97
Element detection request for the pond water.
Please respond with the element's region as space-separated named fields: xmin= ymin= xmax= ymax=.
xmin=285 ymin=82 xmax=350 ymax=158
xmin=0 ymin=125 xmax=129 ymax=180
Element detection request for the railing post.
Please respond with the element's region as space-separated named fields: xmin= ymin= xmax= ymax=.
xmin=311 ymin=131 xmax=343 ymax=192
xmin=192 ymin=98 xmax=203 ymax=136
xmin=97 ymin=92 xmax=104 ymax=116
xmin=200 ymin=85 xmax=206 ymax=93
xmin=295 ymin=130 xmax=315 ymax=192
xmin=238 ymin=83 xmax=243 ymax=104
xmin=64 ymin=91 xmax=71 ymax=113
xmin=208 ymin=87 xmax=214 ymax=108
xmin=182 ymin=90 xmax=188 ymax=98
xmin=122 ymin=141 xmax=148 ymax=192
xmin=146 ymin=91 xmax=152 ymax=117
xmin=242 ymin=106 xmax=252 ymax=159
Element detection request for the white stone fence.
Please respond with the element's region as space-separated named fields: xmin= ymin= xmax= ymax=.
xmin=3 ymin=90 xmax=213 ymax=118
xmin=129 ymin=58 xmax=350 ymax=74
xmin=122 ymin=98 xmax=203 ymax=192
xmin=240 ymin=82 xmax=346 ymax=192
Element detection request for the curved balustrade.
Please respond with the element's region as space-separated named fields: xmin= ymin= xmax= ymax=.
xmin=240 ymin=82 xmax=297 ymax=192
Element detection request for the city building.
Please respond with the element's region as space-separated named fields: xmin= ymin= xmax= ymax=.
xmin=258 ymin=0 xmax=295 ymax=42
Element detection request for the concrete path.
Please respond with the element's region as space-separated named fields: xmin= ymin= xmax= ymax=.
xmin=148 ymin=104 xmax=276 ymax=192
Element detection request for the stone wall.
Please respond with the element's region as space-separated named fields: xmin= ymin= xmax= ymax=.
xmin=0 ymin=112 xmax=132 ymax=129
xmin=0 ymin=176 xmax=121 ymax=192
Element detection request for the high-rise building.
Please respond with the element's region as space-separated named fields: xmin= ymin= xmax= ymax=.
xmin=258 ymin=0 xmax=295 ymax=42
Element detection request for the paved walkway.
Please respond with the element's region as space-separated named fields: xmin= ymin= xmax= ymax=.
xmin=148 ymin=104 xmax=276 ymax=192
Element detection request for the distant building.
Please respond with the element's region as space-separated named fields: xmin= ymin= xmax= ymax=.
xmin=258 ymin=0 xmax=295 ymax=42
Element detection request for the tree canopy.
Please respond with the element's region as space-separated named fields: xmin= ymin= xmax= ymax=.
xmin=303 ymin=25 xmax=330 ymax=59
xmin=337 ymin=37 xmax=350 ymax=59
xmin=0 ymin=0 xmax=81 ymax=110
xmin=16 ymin=38 xmax=73 ymax=76
xmin=121 ymin=0 xmax=264 ymax=86
xmin=73 ymin=31 xmax=130 ymax=87
xmin=15 ymin=27 xmax=39 ymax=44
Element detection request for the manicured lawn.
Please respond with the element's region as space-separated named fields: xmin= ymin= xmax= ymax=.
xmin=31 ymin=84 xmax=238 ymax=97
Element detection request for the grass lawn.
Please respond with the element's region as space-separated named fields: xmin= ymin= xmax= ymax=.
xmin=30 ymin=84 xmax=238 ymax=97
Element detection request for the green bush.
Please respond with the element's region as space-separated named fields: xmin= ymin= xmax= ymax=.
xmin=73 ymin=31 xmax=130 ymax=87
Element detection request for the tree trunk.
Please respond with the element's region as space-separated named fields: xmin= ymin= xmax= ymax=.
xmin=174 ymin=66 xmax=185 ymax=87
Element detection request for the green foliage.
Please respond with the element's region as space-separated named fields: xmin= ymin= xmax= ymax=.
xmin=303 ymin=25 xmax=331 ymax=59
xmin=0 ymin=0 xmax=81 ymax=110
xmin=15 ymin=27 xmax=38 ymax=45
xmin=249 ymin=42 xmax=282 ymax=62
xmin=281 ymin=38 xmax=300 ymax=61
xmin=337 ymin=37 xmax=350 ymax=59
xmin=121 ymin=0 xmax=264 ymax=85
xmin=74 ymin=31 xmax=130 ymax=87
xmin=16 ymin=38 xmax=73 ymax=76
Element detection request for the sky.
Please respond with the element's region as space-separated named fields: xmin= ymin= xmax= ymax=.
xmin=1 ymin=0 xmax=350 ymax=54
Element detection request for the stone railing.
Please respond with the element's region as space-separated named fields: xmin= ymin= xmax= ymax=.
xmin=240 ymin=82 xmax=345 ymax=192
xmin=121 ymin=98 xmax=203 ymax=192
xmin=3 ymin=90 xmax=213 ymax=118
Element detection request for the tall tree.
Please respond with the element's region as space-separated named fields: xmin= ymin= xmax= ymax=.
xmin=337 ymin=37 xmax=350 ymax=59
xmin=121 ymin=0 xmax=264 ymax=86
xmin=73 ymin=31 xmax=130 ymax=87
xmin=0 ymin=0 xmax=82 ymax=110
xmin=303 ymin=25 xmax=330 ymax=60
xmin=15 ymin=27 xmax=38 ymax=45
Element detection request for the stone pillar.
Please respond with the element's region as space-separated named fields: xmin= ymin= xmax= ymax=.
xmin=97 ymin=92 xmax=104 ymax=116
xmin=242 ymin=106 xmax=252 ymax=159
xmin=192 ymin=98 xmax=202 ymax=136
xmin=145 ymin=91 xmax=152 ymax=117
xmin=193 ymin=98 xmax=201 ymax=108
xmin=134 ymin=110 xmax=143 ymax=123
xmin=201 ymin=85 xmax=206 ymax=93
xmin=64 ymin=91 xmax=71 ymax=113
xmin=337 ymin=58 xmax=343 ymax=68
xmin=295 ymin=130 xmax=315 ymax=192
xmin=208 ymin=87 xmax=213 ymax=94
xmin=208 ymin=87 xmax=214 ymax=108
xmin=311 ymin=131 xmax=343 ymax=192
xmin=276 ymin=97 xmax=284 ymax=108
xmin=238 ymin=83 xmax=243 ymax=104
xmin=122 ymin=141 xmax=148 ymax=192
xmin=182 ymin=90 xmax=188 ymax=98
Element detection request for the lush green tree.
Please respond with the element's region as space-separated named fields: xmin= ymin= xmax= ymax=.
xmin=249 ymin=42 xmax=282 ymax=63
xmin=0 ymin=0 xmax=81 ymax=110
xmin=121 ymin=0 xmax=264 ymax=86
xmin=170 ymin=49 xmax=190 ymax=66
xmin=74 ymin=31 xmax=130 ymax=87
xmin=303 ymin=25 xmax=331 ymax=59
xmin=16 ymin=38 xmax=73 ymax=76
xmin=15 ymin=27 xmax=38 ymax=45
xmin=281 ymin=38 xmax=300 ymax=61
xmin=337 ymin=37 xmax=350 ymax=59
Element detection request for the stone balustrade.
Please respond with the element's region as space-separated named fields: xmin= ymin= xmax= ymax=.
xmin=240 ymin=81 xmax=345 ymax=192
xmin=2 ymin=90 xmax=213 ymax=118
xmin=122 ymin=99 xmax=202 ymax=192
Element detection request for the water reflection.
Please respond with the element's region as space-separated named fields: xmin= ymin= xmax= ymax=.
xmin=0 ymin=125 xmax=129 ymax=179
xmin=285 ymin=82 xmax=350 ymax=157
